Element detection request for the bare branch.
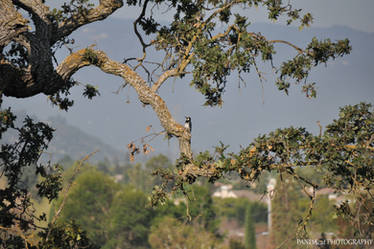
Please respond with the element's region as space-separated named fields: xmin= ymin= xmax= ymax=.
xmin=133 ymin=0 xmax=151 ymax=55
xmin=47 ymin=151 xmax=98 ymax=241
xmin=151 ymin=68 xmax=178 ymax=92
xmin=210 ymin=25 xmax=238 ymax=42
xmin=269 ymin=39 xmax=304 ymax=54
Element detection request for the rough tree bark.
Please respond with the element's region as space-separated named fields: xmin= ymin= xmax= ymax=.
xmin=0 ymin=0 xmax=29 ymax=47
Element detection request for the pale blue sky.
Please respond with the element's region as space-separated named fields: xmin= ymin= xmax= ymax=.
xmin=112 ymin=0 xmax=374 ymax=33
xmin=47 ymin=0 xmax=374 ymax=33
xmin=283 ymin=0 xmax=374 ymax=33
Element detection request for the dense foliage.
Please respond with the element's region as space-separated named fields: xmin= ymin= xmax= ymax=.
xmin=0 ymin=111 xmax=97 ymax=248
xmin=195 ymin=103 xmax=374 ymax=244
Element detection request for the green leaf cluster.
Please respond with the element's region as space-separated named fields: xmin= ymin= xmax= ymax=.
xmin=277 ymin=38 xmax=351 ymax=97
xmin=48 ymin=0 xmax=94 ymax=25
xmin=82 ymin=84 xmax=100 ymax=99
xmin=145 ymin=0 xmax=350 ymax=105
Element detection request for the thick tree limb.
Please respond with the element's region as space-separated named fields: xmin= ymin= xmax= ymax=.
xmin=0 ymin=32 xmax=61 ymax=98
xmin=13 ymin=0 xmax=51 ymax=24
xmin=0 ymin=0 xmax=29 ymax=47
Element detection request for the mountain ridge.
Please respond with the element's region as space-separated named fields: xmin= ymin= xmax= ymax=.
xmin=1 ymin=110 xmax=125 ymax=163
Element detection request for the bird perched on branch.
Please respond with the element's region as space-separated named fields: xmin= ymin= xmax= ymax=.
xmin=184 ymin=116 xmax=192 ymax=132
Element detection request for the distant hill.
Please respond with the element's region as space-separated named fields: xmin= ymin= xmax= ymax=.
xmin=1 ymin=111 xmax=125 ymax=163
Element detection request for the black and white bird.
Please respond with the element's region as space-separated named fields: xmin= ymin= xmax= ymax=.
xmin=184 ymin=116 xmax=192 ymax=132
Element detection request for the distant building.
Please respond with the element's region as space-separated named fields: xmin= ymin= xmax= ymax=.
xmin=212 ymin=184 xmax=267 ymax=204
xmin=212 ymin=184 xmax=237 ymax=198
xmin=113 ymin=174 xmax=123 ymax=183
xmin=306 ymin=187 xmax=348 ymax=205
xmin=232 ymin=190 xmax=267 ymax=204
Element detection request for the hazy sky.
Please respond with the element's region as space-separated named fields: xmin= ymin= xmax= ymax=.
xmin=111 ymin=0 xmax=374 ymax=33
xmin=47 ymin=0 xmax=374 ymax=33
xmin=284 ymin=0 xmax=374 ymax=33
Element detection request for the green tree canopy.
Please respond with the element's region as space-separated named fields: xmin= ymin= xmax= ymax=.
xmin=187 ymin=185 xmax=219 ymax=233
xmin=148 ymin=216 xmax=222 ymax=249
xmin=106 ymin=187 xmax=155 ymax=249
xmin=1 ymin=0 xmax=351 ymax=164
xmin=56 ymin=169 xmax=120 ymax=246
xmin=221 ymin=103 xmax=372 ymax=242
xmin=56 ymin=168 xmax=156 ymax=249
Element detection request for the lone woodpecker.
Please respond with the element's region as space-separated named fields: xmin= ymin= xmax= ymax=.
xmin=184 ymin=116 xmax=192 ymax=132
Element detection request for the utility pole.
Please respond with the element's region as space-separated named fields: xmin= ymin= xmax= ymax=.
xmin=267 ymin=178 xmax=276 ymax=234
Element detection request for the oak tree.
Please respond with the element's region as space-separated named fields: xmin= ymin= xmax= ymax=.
xmin=0 ymin=0 xmax=351 ymax=168
xmin=2 ymin=0 xmax=369 ymax=248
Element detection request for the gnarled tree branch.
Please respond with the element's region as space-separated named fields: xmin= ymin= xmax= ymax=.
xmin=0 ymin=0 xmax=124 ymax=99
xmin=57 ymin=48 xmax=192 ymax=158
xmin=0 ymin=0 xmax=28 ymax=47
xmin=13 ymin=0 xmax=51 ymax=26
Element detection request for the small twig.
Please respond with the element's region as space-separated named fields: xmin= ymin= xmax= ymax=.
xmin=316 ymin=121 xmax=322 ymax=137
xmin=46 ymin=150 xmax=98 ymax=241
xmin=269 ymin=39 xmax=305 ymax=54
xmin=113 ymin=82 xmax=128 ymax=94
xmin=123 ymin=57 xmax=137 ymax=63
xmin=274 ymin=236 xmax=293 ymax=249
xmin=252 ymin=58 xmax=266 ymax=104
xmin=130 ymin=130 xmax=166 ymax=144
xmin=133 ymin=0 xmax=153 ymax=69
